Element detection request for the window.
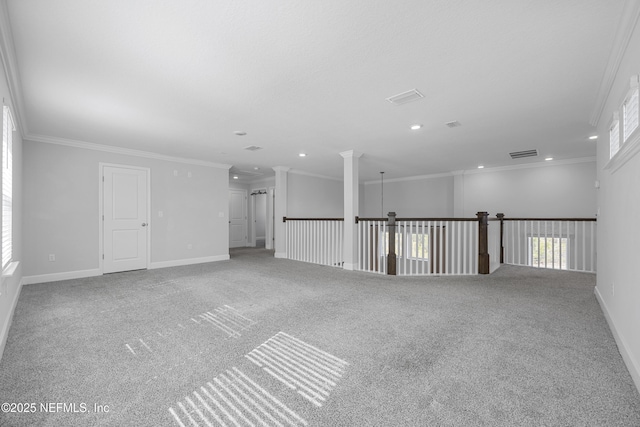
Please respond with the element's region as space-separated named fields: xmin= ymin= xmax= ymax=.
xmin=623 ymin=76 xmax=639 ymax=142
xmin=607 ymin=75 xmax=640 ymax=168
xmin=528 ymin=236 xmax=568 ymax=270
xmin=2 ymin=105 xmax=14 ymax=270
xmin=408 ymin=232 xmax=429 ymax=260
xmin=609 ymin=113 xmax=620 ymax=159
xmin=381 ymin=231 xmax=403 ymax=257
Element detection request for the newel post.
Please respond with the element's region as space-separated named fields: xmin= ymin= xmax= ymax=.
xmin=496 ymin=213 xmax=505 ymax=264
xmin=477 ymin=211 xmax=490 ymax=274
xmin=387 ymin=212 xmax=397 ymax=275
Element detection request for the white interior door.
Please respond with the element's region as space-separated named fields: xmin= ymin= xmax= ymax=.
xmin=229 ymin=189 xmax=247 ymax=248
xmin=103 ymin=166 xmax=149 ymax=273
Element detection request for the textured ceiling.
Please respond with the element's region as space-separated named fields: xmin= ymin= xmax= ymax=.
xmin=5 ymin=0 xmax=625 ymax=182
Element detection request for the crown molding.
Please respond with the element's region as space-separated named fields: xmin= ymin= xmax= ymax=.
xmin=364 ymin=171 xmax=452 ymax=185
xmin=462 ymin=156 xmax=596 ymax=175
xmin=0 ymin=0 xmax=28 ymax=137
xmin=25 ymin=133 xmax=232 ymax=170
xmin=289 ymin=169 xmax=343 ymax=182
xmin=272 ymin=166 xmax=291 ymax=173
xmin=339 ymin=150 xmax=363 ymax=159
xmin=363 ymin=157 xmax=596 ymax=184
xmin=589 ymin=0 xmax=640 ymax=126
xmin=247 ymin=176 xmax=276 ymax=185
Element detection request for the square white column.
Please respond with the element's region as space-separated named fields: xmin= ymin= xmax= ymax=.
xmin=340 ymin=150 xmax=363 ymax=270
xmin=272 ymin=166 xmax=290 ymax=258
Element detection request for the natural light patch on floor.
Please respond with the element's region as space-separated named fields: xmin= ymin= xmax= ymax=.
xmin=194 ymin=305 xmax=258 ymax=338
xmin=246 ymin=332 xmax=349 ymax=408
xmin=169 ymin=367 xmax=308 ymax=427
xmin=124 ymin=305 xmax=257 ymax=357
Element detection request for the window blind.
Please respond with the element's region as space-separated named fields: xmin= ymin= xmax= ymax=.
xmin=2 ymin=106 xmax=14 ymax=269
xmin=624 ymin=87 xmax=639 ymax=142
xmin=610 ymin=119 xmax=620 ymax=159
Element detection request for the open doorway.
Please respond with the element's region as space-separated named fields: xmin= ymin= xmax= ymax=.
xmin=250 ymin=188 xmax=268 ymax=248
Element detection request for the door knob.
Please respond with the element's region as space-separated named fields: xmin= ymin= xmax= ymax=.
xmin=142 ymin=223 xmax=148 ymax=227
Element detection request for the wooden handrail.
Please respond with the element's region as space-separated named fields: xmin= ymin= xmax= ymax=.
xmin=356 ymin=217 xmax=478 ymax=223
xmin=396 ymin=217 xmax=478 ymax=222
xmin=355 ymin=216 xmax=388 ymax=223
xmin=495 ymin=215 xmax=597 ymax=268
xmin=502 ymin=218 xmax=596 ymax=221
xmin=283 ymin=217 xmax=344 ymax=222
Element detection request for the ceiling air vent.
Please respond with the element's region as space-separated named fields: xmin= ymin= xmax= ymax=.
xmin=509 ymin=149 xmax=538 ymax=159
xmin=244 ymin=145 xmax=263 ymax=151
xmin=445 ymin=120 xmax=462 ymax=128
xmin=386 ymin=89 xmax=424 ymax=105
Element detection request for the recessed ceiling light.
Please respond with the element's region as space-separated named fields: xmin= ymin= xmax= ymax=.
xmin=254 ymin=167 xmax=260 ymax=170
xmin=233 ymin=176 xmax=239 ymax=179
xmin=545 ymin=157 xmax=553 ymax=161
xmin=478 ymin=165 xmax=484 ymax=169
xmin=234 ymin=131 xmax=247 ymax=136
xmin=410 ymin=124 xmax=422 ymax=130
xmin=299 ymin=153 xmax=307 ymax=157
xmin=588 ymin=135 xmax=598 ymax=140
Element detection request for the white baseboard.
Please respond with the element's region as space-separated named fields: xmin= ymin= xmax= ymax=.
xmin=595 ymin=286 xmax=640 ymax=395
xmin=22 ymin=268 xmax=102 ymax=285
xmin=274 ymin=252 xmax=287 ymax=259
xmin=342 ymin=262 xmax=356 ymax=271
xmin=149 ymin=254 xmax=229 ymax=269
xmin=23 ymin=255 xmax=230 ymax=284
xmin=0 ymin=278 xmax=23 ymax=363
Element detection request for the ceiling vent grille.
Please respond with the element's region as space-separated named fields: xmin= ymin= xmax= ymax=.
xmin=244 ymin=145 xmax=263 ymax=151
xmin=445 ymin=121 xmax=462 ymax=128
xmin=509 ymin=149 xmax=538 ymax=159
xmin=386 ymin=89 xmax=424 ymax=105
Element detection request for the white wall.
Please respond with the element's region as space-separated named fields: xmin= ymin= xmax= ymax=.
xmin=287 ymin=172 xmax=343 ymax=218
xmin=594 ymin=12 xmax=640 ymax=393
xmin=23 ymin=141 xmax=230 ymax=279
xmin=361 ymin=161 xmax=596 ymax=219
xmin=0 ymin=33 xmax=24 ymax=361
xmin=363 ymin=175 xmax=454 ymax=217
xmin=229 ymin=181 xmax=249 ymax=191
xmin=461 ymin=160 xmax=597 ymax=218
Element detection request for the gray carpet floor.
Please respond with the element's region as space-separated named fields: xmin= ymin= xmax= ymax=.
xmin=0 ymin=247 xmax=639 ymax=426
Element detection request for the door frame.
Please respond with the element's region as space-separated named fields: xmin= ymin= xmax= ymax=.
xmin=249 ymin=187 xmax=268 ymax=247
xmin=228 ymin=188 xmax=248 ymax=248
xmin=266 ymin=186 xmax=275 ymax=250
xmin=98 ymin=163 xmax=151 ymax=274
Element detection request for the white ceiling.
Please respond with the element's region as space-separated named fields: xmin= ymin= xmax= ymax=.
xmin=4 ymin=0 xmax=625 ymax=182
